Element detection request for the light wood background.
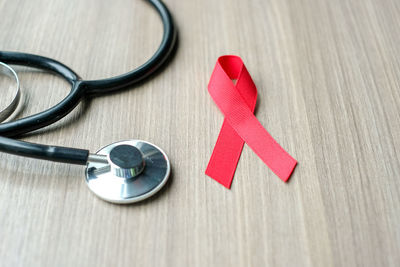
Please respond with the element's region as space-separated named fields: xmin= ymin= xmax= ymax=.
xmin=0 ymin=0 xmax=400 ymax=266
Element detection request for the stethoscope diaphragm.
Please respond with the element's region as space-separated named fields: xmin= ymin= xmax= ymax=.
xmin=85 ymin=140 xmax=171 ymax=204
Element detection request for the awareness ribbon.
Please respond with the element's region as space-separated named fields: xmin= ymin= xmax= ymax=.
xmin=206 ymin=55 xmax=297 ymax=188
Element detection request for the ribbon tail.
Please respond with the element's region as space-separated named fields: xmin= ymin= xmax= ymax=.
xmin=205 ymin=119 xmax=245 ymax=188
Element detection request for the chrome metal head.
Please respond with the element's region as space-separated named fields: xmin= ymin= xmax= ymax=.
xmin=85 ymin=140 xmax=170 ymax=204
xmin=108 ymin=144 xmax=145 ymax=179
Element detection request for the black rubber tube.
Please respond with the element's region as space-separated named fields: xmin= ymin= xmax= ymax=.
xmin=0 ymin=137 xmax=89 ymax=164
xmin=0 ymin=0 xmax=177 ymax=165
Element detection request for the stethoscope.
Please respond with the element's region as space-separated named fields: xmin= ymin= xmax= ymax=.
xmin=0 ymin=0 xmax=176 ymax=204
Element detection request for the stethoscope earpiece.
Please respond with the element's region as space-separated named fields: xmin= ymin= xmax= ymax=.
xmin=85 ymin=140 xmax=170 ymax=204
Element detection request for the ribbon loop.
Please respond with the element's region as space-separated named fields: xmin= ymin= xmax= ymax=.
xmin=206 ymin=55 xmax=297 ymax=188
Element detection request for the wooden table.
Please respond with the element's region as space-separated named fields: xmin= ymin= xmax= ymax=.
xmin=1 ymin=0 xmax=399 ymax=266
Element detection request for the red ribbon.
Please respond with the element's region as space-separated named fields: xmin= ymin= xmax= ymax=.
xmin=206 ymin=56 xmax=297 ymax=188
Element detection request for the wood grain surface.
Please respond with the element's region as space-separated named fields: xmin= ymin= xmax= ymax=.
xmin=1 ymin=0 xmax=400 ymax=266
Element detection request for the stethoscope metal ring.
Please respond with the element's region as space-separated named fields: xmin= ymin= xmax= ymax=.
xmin=0 ymin=62 xmax=21 ymax=122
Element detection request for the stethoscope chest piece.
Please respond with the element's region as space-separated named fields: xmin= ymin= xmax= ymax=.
xmin=85 ymin=140 xmax=170 ymax=204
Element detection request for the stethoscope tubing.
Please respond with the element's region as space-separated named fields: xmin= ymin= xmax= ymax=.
xmin=0 ymin=0 xmax=177 ymax=165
